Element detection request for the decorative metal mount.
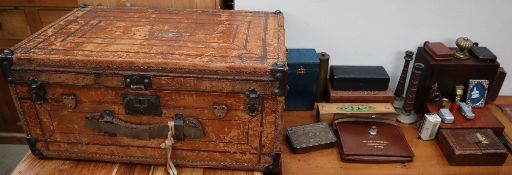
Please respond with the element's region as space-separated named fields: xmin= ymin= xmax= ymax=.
xmin=124 ymin=75 xmax=152 ymax=90
xmin=273 ymin=10 xmax=283 ymax=15
xmin=270 ymin=61 xmax=287 ymax=96
xmin=29 ymin=78 xmax=45 ymax=104
xmin=0 ymin=49 xmax=15 ymax=83
xmin=78 ymin=3 xmax=89 ymax=8
xmin=212 ymin=103 xmax=228 ymax=119
xmin=245 ymin=88 xmax=261 ymax=117
xmin=27 ymin=137 xmax=44 ymax=158
xmin=263 ymin=152 xmax=281 ymax=175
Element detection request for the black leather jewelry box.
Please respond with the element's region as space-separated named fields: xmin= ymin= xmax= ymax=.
xmin=329 ymin=65 xmax=390 ymax=91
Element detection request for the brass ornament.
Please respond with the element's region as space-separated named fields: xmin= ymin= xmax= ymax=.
xmin=454 ymin=37 xmax=474 ymax=59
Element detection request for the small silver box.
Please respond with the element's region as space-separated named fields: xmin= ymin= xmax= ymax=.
xmin=439 ymin=108 xmax=454 ymax=123
xmin=460 ymin=103 xmax=475 ymax=119
xmin=418 ymin=113 xmax=441 ymax=140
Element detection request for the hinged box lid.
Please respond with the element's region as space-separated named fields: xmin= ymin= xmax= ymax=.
xmin=11 ymin=7 xmax=286 ymax=77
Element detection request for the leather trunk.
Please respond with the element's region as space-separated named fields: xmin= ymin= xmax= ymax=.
xmin=1 ymin=7 xmax=286 ymax=173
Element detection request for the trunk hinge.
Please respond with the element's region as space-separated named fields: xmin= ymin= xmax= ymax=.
xmin=29 ymin=78 xmax=46 ymax=104
xmin=0 ymin=49 xmax=15 ymax=83
xmin=270 ymin=61 xmax=287 ymax=96
xmin=245 ymin=87 xmax=262 ymax=117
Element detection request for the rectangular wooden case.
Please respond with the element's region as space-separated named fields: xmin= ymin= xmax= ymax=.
xmin=0 ymin=7 xmax=286 ymax=173
xmin=316 ymin=103 xmax=397 ymax=122
xmin=412 ymin=47 xmax=500 ymax=113
xmin=437 ymin=129 xmax=508 ymax=166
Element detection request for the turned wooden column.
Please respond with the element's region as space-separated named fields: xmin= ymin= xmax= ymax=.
xmin=394 ymin=51 xmax=414 ymax=99
xmin=403 ymin=63 xmax=424 ymax=112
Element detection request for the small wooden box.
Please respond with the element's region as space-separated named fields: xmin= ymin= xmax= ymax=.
xmin=437 ymin=129 xmax=508 ymax=166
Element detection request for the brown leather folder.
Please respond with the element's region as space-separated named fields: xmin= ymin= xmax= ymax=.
xmin=334 ymin=118 xmax=414 ymax=163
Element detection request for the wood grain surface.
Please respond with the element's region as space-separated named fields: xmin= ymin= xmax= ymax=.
xmin=11 ymin=97 xmax=512 ymax=175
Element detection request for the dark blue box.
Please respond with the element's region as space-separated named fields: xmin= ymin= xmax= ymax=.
xmin=285 ymin=48 xmax=319 ymax=110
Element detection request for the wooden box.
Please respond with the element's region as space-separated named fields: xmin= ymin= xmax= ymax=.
xmin=437 ymin=129 xmax=508 ymax=166
xmin=413 ymin=47 xmax=500 ymax=113
xmin=424 ymin=103 xmax=504 ymax=135
xmin=0 ymin=7 xmax=286 ymax=173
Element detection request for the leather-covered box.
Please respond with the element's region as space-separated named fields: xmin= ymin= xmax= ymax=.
xmin=329 ymin=65 xmax=389 ymax=91
xmin=437 ymin=129 xmax=508 ymax=166
xmin=327 ymin=81 xmax=393 ymax=103
xmin=470 ymin=47 xmax=497 ymax=63
xmin=2 ymin=7 xmax=286 ymax=173
xmin=285 ymin=48 xmax=319 ymax=110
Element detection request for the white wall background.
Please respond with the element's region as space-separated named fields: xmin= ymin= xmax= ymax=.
xmin=237 ymin=0 xmax=512 ymax=95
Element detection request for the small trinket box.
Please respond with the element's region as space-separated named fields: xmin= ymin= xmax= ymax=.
xmin=439 ymin=108 xmax=455 ymax=123
xmin=418 ymin=113 xmax=441 ymax=140
xmin=460 ymin=103 xmax=475 ymax=119
xmin=286 ymin=122 xmax=337 ymax=154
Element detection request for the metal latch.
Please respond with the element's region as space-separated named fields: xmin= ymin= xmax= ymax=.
xmin=29 ymin=78 xmax=45 ymax=104
xmin=245 ymin=88 xmax=261 ymax=117
xmin=122 ymin=94 xmax=162 ymax=115
xmin=0 ymin=49 xmax=14 ymax=83
xmin=124 ymin=75 xmax=152 ymax=90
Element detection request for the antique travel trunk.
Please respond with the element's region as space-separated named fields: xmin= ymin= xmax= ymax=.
xmin=0 ymin=6 xmax=286 ymax=173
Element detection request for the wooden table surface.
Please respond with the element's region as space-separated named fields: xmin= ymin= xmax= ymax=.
xmin=11 ymin=97 xmax=512 ymax=175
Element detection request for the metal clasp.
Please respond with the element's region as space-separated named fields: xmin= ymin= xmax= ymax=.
xmin=245 ymin=88 xmax=261 ymax=117
xmin=29 ymin=78 xmax=45 ymax=104
xmin=297 ymin=66 xmax=306 ymax=75
xmin=124 ymin=75 xmax=152 ymax=90
xmin=369 ymin=126 xmax=377 ymax=136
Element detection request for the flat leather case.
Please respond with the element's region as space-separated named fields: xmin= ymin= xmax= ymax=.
xmin=285 ymin=48 xmax=319 ymax=110
xmin=470 ymin=47 xmax=497 ymax=63
xmin=425 ymin=103 xmax=505 ymax=135
xmin=425 ymin=42 xmax=453 ymax=60
xmin=329 ymin=66 xmax=390 ymax=91
xmin=437 ymin=129 xmax=508 ymax=166
xmin=334 ymin=118 xmax=414 ymax=163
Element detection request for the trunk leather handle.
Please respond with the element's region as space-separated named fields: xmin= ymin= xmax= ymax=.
xmin=85 ymin=110 xmax=204 ymax=140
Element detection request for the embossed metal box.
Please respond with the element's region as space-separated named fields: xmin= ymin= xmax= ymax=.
xmin=286 ymin=122 xmax=337 ymax=154
xmin=0 ymin=7 xmax=286 ymax=173
xmin=285 ymin=48 xmax=319 ymax=110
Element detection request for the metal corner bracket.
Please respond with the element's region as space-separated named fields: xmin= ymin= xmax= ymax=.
xmin=263 ymin=151 xmax=281 ymax=175
xmin=26 ymin=137 xmax=45 ymax=158
xmin=270 ymin=61 xmax=287 ymax=96
xmin=0 ymin=49 xmax=15 ymax=83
